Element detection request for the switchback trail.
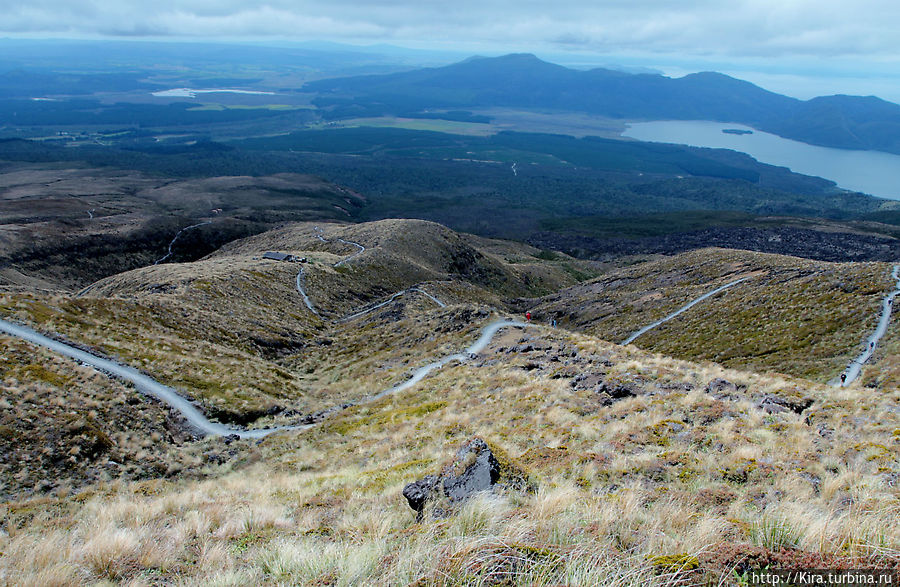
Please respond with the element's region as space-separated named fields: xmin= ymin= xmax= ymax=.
xmin=333 ymin=238 xmax=365 ymax=267
xmin=314 ymin=225 xmax=365 ymax=268
xmin=622 ymin=277 xmax=750 ymax=345
xmin=0 ymin=316 xmax=528 ymax=438
xmin=835 ymin=264 xmax=900 ymax=386
xmin=340 ymin=287 xmax=446 ymax=323
xmin=2 ymin=223 xmax=520 ymax=438
xmin=294 ymin=226 xmax=366 ymax=317
xmin=296 ymin=226 xmax=444 ymax=321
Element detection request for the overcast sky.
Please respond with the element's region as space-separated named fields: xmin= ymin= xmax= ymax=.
xmin=2 ymin=0 xmax=898 ymax=99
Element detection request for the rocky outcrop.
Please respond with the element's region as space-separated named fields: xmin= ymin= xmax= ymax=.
xmin=402 ymin=437 xmax=530 ymax=520
xmin=759 ymin=394 xmax=813 ymax=415
xmin=571 ymin=372 xmax=640 ymax=406
xmin=442 ymin=438 xmax=501 ymax=502
xmin=705 ymin=378 xmax=746 ymax=400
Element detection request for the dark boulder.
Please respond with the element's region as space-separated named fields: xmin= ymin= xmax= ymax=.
xmin=596 ymin=380 xmax=637 ymax=405
xmin=401 ymin=437 xmax=530 ymax=519
xmin=759 ymin=396 xmax=789 ymax=414
xmin=443 ymin=438 xmax=500 ymax=502
xmin=402 ymin=474 xmax=439 ymax=515
xmin=572 ymin=373 xmax=638 ymax=405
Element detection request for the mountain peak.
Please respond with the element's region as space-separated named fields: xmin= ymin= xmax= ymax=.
xmin=493 ymin=52 xmax=542 ymax=61
xmin=451 ymin=53 xmax=563 ymax=70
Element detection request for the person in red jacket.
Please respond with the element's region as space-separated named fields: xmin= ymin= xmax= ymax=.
xmin=525 ymin=311 xmax=532 ymax=322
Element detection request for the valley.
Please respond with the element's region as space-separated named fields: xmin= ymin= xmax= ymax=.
xmin=1 ymin=40 xmax=899 ymax=586
xmin=1 ymin=215 xmax=899 ymax=583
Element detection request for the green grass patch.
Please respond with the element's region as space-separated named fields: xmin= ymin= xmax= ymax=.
xmin=21 ymin=363 xmax=72 ymax=388
xmin=327 ymin=401 xmax=448 ymax=435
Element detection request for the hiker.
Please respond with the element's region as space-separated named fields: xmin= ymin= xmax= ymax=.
xmin=840 ymin=373 xmax=847 ymax=385
xmin=525 ymin=311 xmax=532 ymax=322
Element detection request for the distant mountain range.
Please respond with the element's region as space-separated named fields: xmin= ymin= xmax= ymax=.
xmin=304 ymin=53 xmax=900 ymax=155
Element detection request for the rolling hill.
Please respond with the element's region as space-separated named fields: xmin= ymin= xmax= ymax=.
xmin=518 ymin=247 xmax=894 ymax=382
xmin=0 ymin=166 xmax=366 ymax=290
xmin=2 ymin=40 xmax=899 ymax=584
xmin=1 ymin=219 xmax=898 ymax=584
xmin=0 ymin=220 xmax=600 ymax=427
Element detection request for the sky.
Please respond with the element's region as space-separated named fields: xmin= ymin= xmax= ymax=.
xmin=2 ymin=0 xmax=898 ymax=101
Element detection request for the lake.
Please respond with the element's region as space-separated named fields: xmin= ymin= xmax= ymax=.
xmin=622 ymin=120 xmax=900 ymax=201
xmin=151 ymin=88 xmax=276 ymax=98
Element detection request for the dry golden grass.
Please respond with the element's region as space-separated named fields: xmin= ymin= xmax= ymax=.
xmin=1 ymin=323 xmax=896 ymax=585
xmin=0 ymin=332 xmax=262 ymax=502
xmin=0 ymin=220 xmax=599 ymax=421
xmin=212 ymin=219 xmax=601 ymax=306
xmin=2 ymin=222 xmax=899 ymax=584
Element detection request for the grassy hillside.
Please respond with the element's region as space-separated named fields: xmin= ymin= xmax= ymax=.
xmin=0 ymin=220 xmax=600 ymax=422
xmin=524 ymin=248 xmax=892 ymax=382
xmin=0 ymin=332 xmax=249 ymax=500
xmin=1 ymin=323 xmax=897 ymax=584
xmin=1 ymin=221 xmax=898 ymax=584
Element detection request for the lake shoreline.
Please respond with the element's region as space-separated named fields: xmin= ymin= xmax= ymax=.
xmin=622 ymin=120 xmax=900 ymax=201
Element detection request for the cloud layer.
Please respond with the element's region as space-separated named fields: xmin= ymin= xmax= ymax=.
xmin=2 ymin=0 xmax=898 ymax=61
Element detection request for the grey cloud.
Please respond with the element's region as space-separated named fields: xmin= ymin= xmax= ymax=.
xmin=0 ymin=0 xmax=898 ymax=61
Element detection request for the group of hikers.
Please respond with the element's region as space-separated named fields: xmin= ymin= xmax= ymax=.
xmin=524 ymin=311 xmax=556 ymax=328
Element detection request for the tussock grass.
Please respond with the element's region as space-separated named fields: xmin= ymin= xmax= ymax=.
xmin=0 ymin=333 xmax=237 ymax=500
xmin=3 ymin=223 xmax=898 ymax=583
xmin=531 ymin=248 xmax=892 ymax=382
xmin=2 ymin=325 xmax=896 ymax=584
xmin=0 ymin=220 xmax=597 ymax=420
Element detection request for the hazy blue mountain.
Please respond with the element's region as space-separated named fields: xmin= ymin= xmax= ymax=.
xmin=305 ymin=54 xmax=900 ymax=154
xmin=0 ymin=70 xmax=153 ymax=97
xmin=0 ymin=39 xmax=431 ymax=82
xmin=774 ymin=95 xmax=900 ymax=153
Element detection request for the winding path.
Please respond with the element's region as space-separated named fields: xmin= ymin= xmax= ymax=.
xmin=3 ymin=224 xmax=521 ymax=438
xmin=365 ymin=320 xmax=526 ymax=403
xmin=340 ymin=287 xmax=446 ymax=323
xmin=36 ymin=238 xmax=897 ymax=437
xmin=154 ymin=221 xmax=213 ymax=265
xmin=0 ymin=319 xmax=299 ymax=439
xmin=0 ymin=316 xmax=526 ymax=439
xmin=333 ymin=238 xmax=365 ymax=267
xmin=294 ymin=226 xmax=368 ymax=316
xmin=621 ymin=277 xmax=749 ymax=345
xmin=296 ymin=227 xmax=443 ymax=322
xmin=835 ymin=264 xmax=900 ymax=386
xmin=295 ymin=267 xmax=320 ymax=317
xmin=312 ymin=225 xmax=366 ymax=268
